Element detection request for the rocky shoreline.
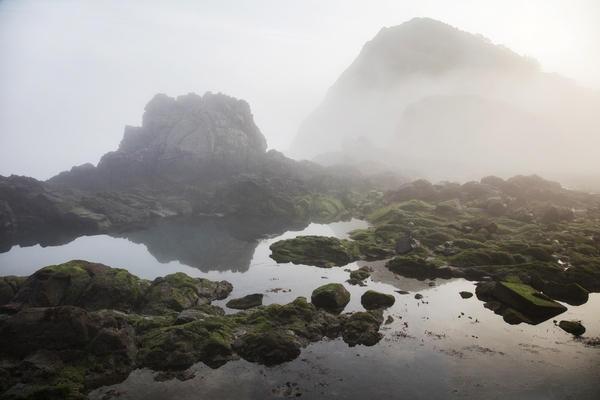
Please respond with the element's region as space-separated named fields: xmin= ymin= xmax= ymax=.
xmin=0 ymin=260 xmax=390 ymax=398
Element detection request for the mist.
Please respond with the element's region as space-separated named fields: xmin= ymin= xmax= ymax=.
xmin=1 ymin=0 xmax=599 ymax=184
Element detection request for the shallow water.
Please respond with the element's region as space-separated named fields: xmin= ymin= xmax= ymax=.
xmin=1 ymin=217 xmax=599 ymax=399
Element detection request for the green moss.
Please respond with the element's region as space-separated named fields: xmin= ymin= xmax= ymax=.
xmin=453 ymin=238 xmax=488 ymax=250
xmin=448 ymin=250 xmax=515 ymax=267
xmin=39 ymin=261 xmax=89 ymax=277
xmin=526 ymin=246 xmax=555 ymax=262
xmin=461 ymin=233 xmax=487 ymax=243
xmin=59 ymin=365 xmax=86 ymax=385
xmin=573 ymin=244 xmax=598 ymax=256
xmin=164 ymin=272 xmax=200 ymax=293
xmin=269 ymin=235 xmax=361 ymax=267
xmin=398 ymin=200 xmax=435 ymax=212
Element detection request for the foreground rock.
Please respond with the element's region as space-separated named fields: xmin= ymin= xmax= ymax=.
xmin=0 ymin=262 xmax=385 ymax=398
xmin=360 ymin=290 xmax=396 ymax=310
xmin=270 ymin=236 xmax=361 ymax=267
xmin=311 ymin=283 xmax=351 ymax=310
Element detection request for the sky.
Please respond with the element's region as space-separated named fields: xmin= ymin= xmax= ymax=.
xmin=0 ymin=0 xmax=599 ymax=181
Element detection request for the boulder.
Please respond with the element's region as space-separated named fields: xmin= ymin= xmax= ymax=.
xmin=542 ymin=281 xmax=589 ymax=306
xmin=558 ymin=320 xmax=586 ymax=336
xmin=360 ymin=290 xmax=396 ymax=310
xmin=395 ymin=234 xmax=420 ymax=254
xmin=492 ymin=282 xmax=567 ymax=321
xmin=269 ymin=236 xmax=360 ymax=268
xmin=540 ymin=206 xmax=575 ymax=224
xmin=226 ymin=293 xmax=264 ymax=310
xmin=0 ymin=306 xmax=101 ymax=358
xmin=143 ymin=273 xmax=233 ymax=314
xmin=341 ymin=310 xmax=384 ymax=347
xmin=311 ymin=284 xmax=351 ymax=310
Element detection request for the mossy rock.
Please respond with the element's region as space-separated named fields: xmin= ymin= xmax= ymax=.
xmin=349 ymin=267 xmax=372 ymax=281
xmin=453 ymin=239 xmax=488 ymax=250
xmin=269 ymin=235 xmax=361 ymax=268
xmin=398 ymin=200 xmax=436 ymax=212
xmin=341 ymin=310 xmax=384 ymax=347
xmin=311 ymin=283 xmax=350 ymax=310
xmin=360 ymin=290 xmax=395 ymax=310
xmin=492 ymin=282 xmax=567 ymax=321
xmin=558 ymin=320 xmax=586 ymax=336
xmin=226 ymin=293 xmax=264 ymax=310
xmin=542 ymin=281 xmax=588 ymax=305
xmin=386 ymin=255 xmax=452 ymax=280
xmin=526 ymin=246 xmax=555 ymax=262
xmin=502 ymin=308 xmax=531 ymax=325
xmin=448 ymin=250 xmax=515 ymax=267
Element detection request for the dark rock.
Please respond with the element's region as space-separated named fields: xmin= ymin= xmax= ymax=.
xmin=558 ymin=320 xmax=586 ymax=336
xmin=0 ymin=279 xmax=15 ymax=306
xmin=386 ymin=255 xmax=453 ymax=280
xmin=492 ymin=282 xmax=567 ymax=321
xmin=0 ymin=306 xmax=101 ymax=358
xmin=459 ymin=291 xmax=473 ymax=299
xmin=487 ymin=200 xmax=506 ymax=217
xmin=174 ymin=309 xmax=211 ymax=325
xmin=143 ymin=272 xmax=233 ymax=314
xmin=540 ymin=206 xmax=575 ymax=224
xmin=50 ymin=93 xmax=268 ymax=192
xmin=469 ymin=183 xmax=501 ymax=200
xmin=226 ymin=293 xmax=264 ymax=310
xmin=360 ymin=290 xmax=396 ymax=310
xmin=542 ymin=281 xmax=589 ymax=306
xmin=311 ymin=283 xmax=350 ymax=310
xmin=414 ymin=293 xmax=423 ymax=300
xmin=269 ymin=235 xmax=360 ymax=268
xmin=502 ymin=308 xmax=531 ymax=325
xmin=475 ymin=282 xmax=496 ymax=300
xmin=233 ymin=330 xmax=306 ymax=367
xmin=395 ymin=233 xmax=420 ymax=254
xmin=341 ymin=310 xmax=384 ymax=347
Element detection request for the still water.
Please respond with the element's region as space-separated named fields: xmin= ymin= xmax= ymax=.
xmin=1 ymin=216 xmax=599 ymax=399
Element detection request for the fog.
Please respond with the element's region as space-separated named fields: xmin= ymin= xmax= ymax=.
xmin=1 ymin=0 xmax=599 ymax=182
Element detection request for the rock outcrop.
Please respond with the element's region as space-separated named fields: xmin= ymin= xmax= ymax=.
xmin=49 ymin=92 xmax=267 ymax=191
xmin=0 ymin=262 xmax=385 ymax=397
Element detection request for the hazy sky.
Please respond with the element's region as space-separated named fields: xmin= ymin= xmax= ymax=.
xmin=1 ymin=0 xmax=599 ymax=180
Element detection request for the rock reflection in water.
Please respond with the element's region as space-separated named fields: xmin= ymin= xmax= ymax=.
xmin=113 ymin=215 xmax=311 ymax=273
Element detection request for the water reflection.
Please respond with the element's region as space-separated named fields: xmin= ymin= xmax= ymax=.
xmin=111 ymin=215 xmax=312 ymax=273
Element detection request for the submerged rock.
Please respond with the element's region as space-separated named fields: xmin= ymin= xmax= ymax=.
xmin=558 ymin=320 xmax=586 ymax=336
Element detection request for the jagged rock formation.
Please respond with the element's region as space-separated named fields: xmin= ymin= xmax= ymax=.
xmin=49 ymin=92 xmax=268 ymax=191
xmin=290 ymin=17 xmax=600 ymax=183
xmin=1 ymin=92 xmax=404 ymax=253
